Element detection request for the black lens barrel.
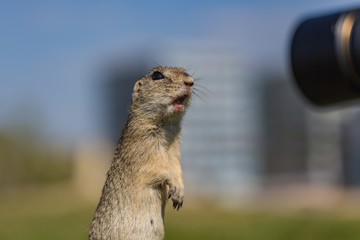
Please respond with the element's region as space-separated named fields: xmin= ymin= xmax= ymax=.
xmin=291 ymin=9 xmax=360 ymax=106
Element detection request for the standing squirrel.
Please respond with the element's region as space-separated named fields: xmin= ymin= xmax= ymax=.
xmin=89 ymin=66 xmax=194 ymax=240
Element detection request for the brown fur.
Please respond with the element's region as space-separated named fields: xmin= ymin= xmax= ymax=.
xmin=89 ymin=66 xmax=193 ymax=240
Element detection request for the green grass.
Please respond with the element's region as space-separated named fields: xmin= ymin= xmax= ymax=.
xmin=166 ymin=208 xmax=360 ymax=240
xmin=1 ymin=184 xmax=360 ymax=240
xmin=0 ymin=184 xmax=93 ymax=240
xmin=0 ymin=208 xmax=90 ymax=240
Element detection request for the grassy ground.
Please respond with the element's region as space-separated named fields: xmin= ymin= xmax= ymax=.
xmin=166 ymin=208 xmax=360 ymax=240
xmin=1 ymin=183 xmax=360 ymax=240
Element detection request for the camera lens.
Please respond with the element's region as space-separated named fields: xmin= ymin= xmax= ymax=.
xmin=291 ymin=9 xmax=360 ymax=106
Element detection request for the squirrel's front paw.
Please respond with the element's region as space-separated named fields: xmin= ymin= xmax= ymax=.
xmin=168 ymin=185 xmax=184 ymax=210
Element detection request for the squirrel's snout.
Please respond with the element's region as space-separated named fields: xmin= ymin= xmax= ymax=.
xmin=183 ymin=78 xmax=194 ymax=87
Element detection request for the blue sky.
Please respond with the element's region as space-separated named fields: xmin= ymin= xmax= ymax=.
xmin=0 ymin=0 xmax=358 ymax=144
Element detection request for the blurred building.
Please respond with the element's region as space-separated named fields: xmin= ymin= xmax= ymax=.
xmin=260 ymin=78 xmax=308 ymax=185
xmin=342 ymin=111 xmax=360 ymax=187
xmin=306 ymin=111 xmax=343 ymax=186
xmin=177 ymin=52 xmax=263 ymax=199
xmin=260 ymin=78 xmax=343 ymax=187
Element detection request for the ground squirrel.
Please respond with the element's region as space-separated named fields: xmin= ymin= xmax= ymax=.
xmin=89 ymin=66 xmax=194 ymax=240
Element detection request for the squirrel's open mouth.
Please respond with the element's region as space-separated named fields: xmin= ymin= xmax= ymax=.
xmin=170 ymin=94 xmax=189 ymax=113
xmin=172 ymin=94 xmax=189 ymax=105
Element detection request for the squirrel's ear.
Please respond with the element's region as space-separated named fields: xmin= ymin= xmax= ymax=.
xmin=133 ymin=81 xmax=141 ymax=93
xmin=132 ymin=81 xmax=141 ymax=102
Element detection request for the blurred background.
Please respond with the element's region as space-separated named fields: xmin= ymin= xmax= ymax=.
xmin=1 ymin=1 xmax=360 ymax=239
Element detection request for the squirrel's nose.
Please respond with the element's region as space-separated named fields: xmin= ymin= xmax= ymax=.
xmin=183 ymin=78 xmax=194 ymax=87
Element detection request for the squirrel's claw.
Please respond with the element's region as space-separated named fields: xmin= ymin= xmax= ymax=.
xmin=172 ymin=200 xmax=183 ymax=211
xmin=168 ymin=184 xmax=184 ymax=210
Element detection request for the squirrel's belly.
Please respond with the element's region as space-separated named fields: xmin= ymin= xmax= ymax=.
xmin=116 ymin=187 xmax=165 ymax=240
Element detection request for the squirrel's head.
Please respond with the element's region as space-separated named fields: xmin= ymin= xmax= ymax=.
xmin=131 ymin=66 xmax=193 ymax=121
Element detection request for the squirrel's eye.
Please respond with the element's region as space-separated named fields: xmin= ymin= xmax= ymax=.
xmin=151 ymin=71 xmax=164 ymax=80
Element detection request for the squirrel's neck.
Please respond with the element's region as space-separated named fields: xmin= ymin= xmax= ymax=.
xmin=112 ymin=114 xmax=182 ymax=166
xmin=127 ymin=113 xmax=181 ymax=142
